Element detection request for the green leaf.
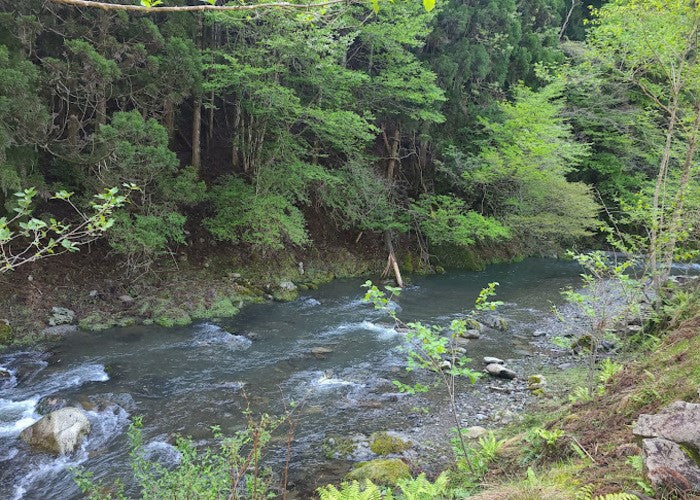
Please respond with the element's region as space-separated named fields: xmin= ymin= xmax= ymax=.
xmin=423 ymin=0 xmax=435 ymax=11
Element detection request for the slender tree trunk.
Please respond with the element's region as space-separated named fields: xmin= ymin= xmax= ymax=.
xmin=163 ymin=99 xmax=175 ymax=140
xmin=648 ymin=91 xmax=680 ymax=291
xmin=191 ymin=13 xmax=203 ymax=171
xmin=192 ymin=93 xmax=202 ymax=170
xmin=659 ymin=101 xmax=700 ymax=282
xmin=383 ymin=125 xmax=401 ymax=182
xmin=380 ymin=123 xmax=403 ymax=287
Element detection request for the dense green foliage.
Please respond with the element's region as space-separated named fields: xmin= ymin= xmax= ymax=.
xmin=0 ymin=0 xmax=656 ymax=274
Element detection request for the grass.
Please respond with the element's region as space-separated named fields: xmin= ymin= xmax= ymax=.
xmin=467 ymin=298 xmax=700 ymax=499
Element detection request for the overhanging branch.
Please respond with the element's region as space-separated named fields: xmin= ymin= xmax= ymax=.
xmin=48 ymin=0 xmax=355 ymax=13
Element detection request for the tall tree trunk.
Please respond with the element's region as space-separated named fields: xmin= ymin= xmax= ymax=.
xmin=163 ymin=99 xmax=175 ymax=141
xmin=383 ymin=125 xmax=401 ymax=182
xmin=192 ymin=94 xmax=202 ymax=170
xmin=191 ymin=12 xmax=203 ymax=171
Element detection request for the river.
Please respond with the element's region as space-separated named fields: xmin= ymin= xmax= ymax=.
xmin=0 ymin=258 xmax=591 ymax=498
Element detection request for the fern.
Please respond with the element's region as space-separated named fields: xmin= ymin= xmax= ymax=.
xmin=576 ymin=485 xmax=638 ymax=500
xmin=396 ymin=472 xmax=450 ymax=499
xmin=317 ymin=480 xmax=391 ymax=500
xmin=598 ymin=358 xmax=623 ymax=384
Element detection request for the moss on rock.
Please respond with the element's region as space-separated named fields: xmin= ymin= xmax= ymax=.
xmin=322 ymin=435 xmax=357 ymax=460
xmin=346 ymin=459 xmax=411 ymax=486
xmin=369 ymin=432 xmax=412 ymax=455
xmin=153 ymin=305 xmax=192 ymax=328
xmin=191 ymin=297 xmax=240 ymax=320
xmin=78 ymin=312 xmax=118 ymax=332
xmin=0 ymin=322 xmax=13 ymax=345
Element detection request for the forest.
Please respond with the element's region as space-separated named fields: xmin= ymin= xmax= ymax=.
xmin=0 ymin=0 xmax=699 ymax=499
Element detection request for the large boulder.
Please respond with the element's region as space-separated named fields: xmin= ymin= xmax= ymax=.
xmin=633 ymin=401 xmax=700 ymax=451
xmin=633 ymin=401 xmax=700 ymax=495
xmin=641 ymin=438 xmax=700 ymax=494
xmin=20 ymin=407 xmax=91 ymax=455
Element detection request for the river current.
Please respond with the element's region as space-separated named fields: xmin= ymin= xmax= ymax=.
xmin=1 ymin=258 xmax=601 ymax=498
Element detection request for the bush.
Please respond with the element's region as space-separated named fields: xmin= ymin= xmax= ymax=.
xmin=205 ymin=176 xmax=309 ymax=253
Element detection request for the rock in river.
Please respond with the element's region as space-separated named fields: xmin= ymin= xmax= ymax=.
xmin=311 ymin=347 xmax=333 ymax=358
xmin=485 ymin=363 xmax=516 ymax=380
xmin=20 ymin=407 xmax=91 ymax=455
xmin=483 ymin=356 xmax=504 ymax=365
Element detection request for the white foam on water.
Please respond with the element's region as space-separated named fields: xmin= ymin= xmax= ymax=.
xmin=321 ymin=320 xmax=400 ymax=340
xmin=0 ymin=365 xmax=18 ymax=388
xmin=32 ymin=363 xmax=109 ymax=397
xmin=0 ymin=398 xmax=38 ymax=437
xmin=299 ymin=297 xmax=321 ymax=307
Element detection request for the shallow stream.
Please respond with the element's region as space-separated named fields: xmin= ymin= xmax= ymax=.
xmin=1 ymin=258 xmax=592 ymax=498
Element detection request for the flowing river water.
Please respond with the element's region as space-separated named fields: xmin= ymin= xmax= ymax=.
xmin=1 ymin=258 xmax=602 ymax=498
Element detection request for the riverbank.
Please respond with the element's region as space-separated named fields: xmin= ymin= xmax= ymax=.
xmin=467 ymin=286 xmax=700 ymax=499
xmin=0 ymin=235 xmax=522 ymax=346
xmin=427 ymin=281 xmax=700 ymax=499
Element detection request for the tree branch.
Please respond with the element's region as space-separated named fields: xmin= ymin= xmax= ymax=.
xmin=48 ymin=0 xmax=354 ymax=13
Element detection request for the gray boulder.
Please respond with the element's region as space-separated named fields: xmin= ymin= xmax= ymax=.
xmin=464 ymin=426 xmax=488 ymax=439
xmin=278 ymin=280 xmax=298 ymax=292
xmin=20 ymin=407 xmax=91 ymax=455
xmin=462 ymin=329 xmax=481 ymax=339
xmin=485 ymin=363 xmax=516 ymax=380
xmin=641 ymin=438 xmax=700 ymax=494
xmin=48 ymin=307 xmax=76 ymax=326
xmin=483 ymin=316 xmax=508 ymax=331
xmin=483 ymin=356 xmax=504 ymax=365
xmin=633 ymin=401 xmax=700 ymax=450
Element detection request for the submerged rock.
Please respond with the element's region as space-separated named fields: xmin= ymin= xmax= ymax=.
xmin=36 ymin=396 xmax=69 ymax=415
xmin=311 ymin=347 xmax=334 ymax=359
xmin=346 ymin=458 xmax=411 ymax=485
xmin=485 ymin=363 xmax=516 ymax=380
xmin=41 ymin=324 xmax=78 ymax=337
xmin=20 ymin=407 xmax=91 ymax=455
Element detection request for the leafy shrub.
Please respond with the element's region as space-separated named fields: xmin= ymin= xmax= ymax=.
xmin=410 ymin=194 xmax=509 ymax=248
xmin=205 ymin=175 xmax=309 ymax=253
xmin=91 ymin=111 xmax=205 ymax=272
xmin=74 ymin=413 xmax=286 ymax=499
